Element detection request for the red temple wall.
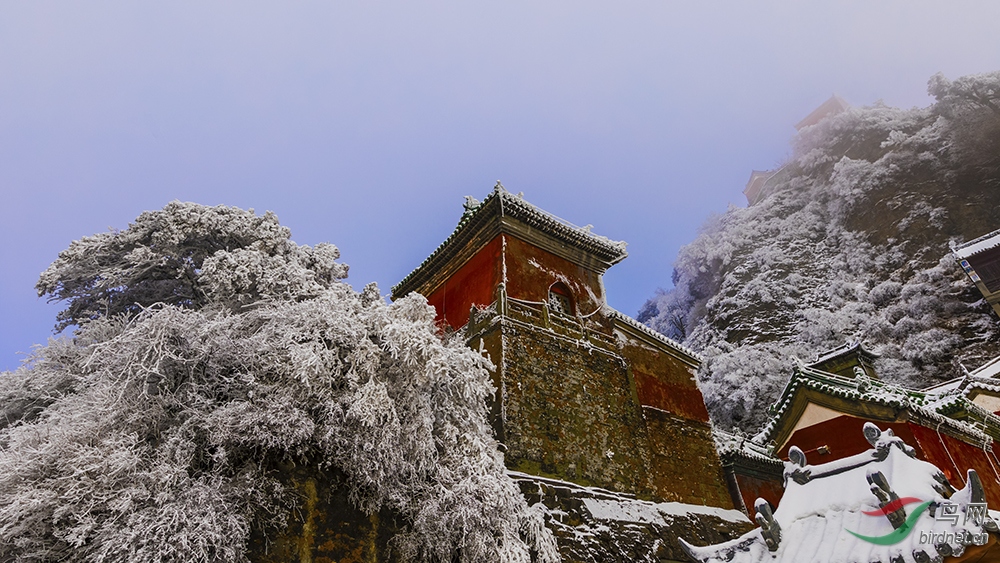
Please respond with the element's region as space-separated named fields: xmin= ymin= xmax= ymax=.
xmin=774 ymin=413 xmax=1000 ymax=507
xmin=626 ymin=354 xmax=710 ymax=423
xmin=425 ymin=236 xmax=503 ymax=329
xmin=908 ymin=423 xmax=1000 ymax=508
xmin=502 ymin=235 xmax=605 ymax=315
xmin=424 ymin=234 xmax=609 ymax=330
xmin=776 ymin=416 xmax=919 ymax=466
xmin=735 ymin=473 xmax=784 ymax=514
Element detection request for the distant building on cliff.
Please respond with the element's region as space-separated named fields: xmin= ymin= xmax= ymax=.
xmin=743 ymin=95 xmax=850 ymax=206
xmin=953 ymin=228 xmax=1000 ymax=318
xmin=793 ymin=94 xmax=850 ymax=131
xmin=743 ymin=170 xmax=776 ymax=207
xmin=392 ymin=183 xmax=735 ymax=508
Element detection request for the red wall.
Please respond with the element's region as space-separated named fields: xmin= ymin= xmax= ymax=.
xmin=425 ymin=234 xmax=609 ymax=330
xmin=503 ymin=236 xmax=605 ymax=315
xmin=908 ymin=423 xmax=1000 ymax=508
xmin=735 ymin=473 xmax=785 ymax=514
xmin=630 ymin=361 xmax=711 ymax=423
xmin=775 ymin=414 xmax=1000 ymax=506
xmin=776 ymin=416 xmax=919 ymax=466
xmin=425 ymin=236 xmax=503 ymax=329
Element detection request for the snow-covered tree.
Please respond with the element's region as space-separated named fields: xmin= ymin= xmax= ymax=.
xmin=1 ymin=202 xmax=557 ymax=563
xmin=641 ymin=71 xmax=1000 ymax=431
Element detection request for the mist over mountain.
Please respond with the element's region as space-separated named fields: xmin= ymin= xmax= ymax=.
xmin=639 ymin=71 xmax=1000 ymax=431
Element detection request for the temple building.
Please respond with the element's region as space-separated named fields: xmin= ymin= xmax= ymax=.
xmin=391 ymin=183 xmax=735 ymax=508
xmin=742 ymin=95 xmax=849 ymax=207
xmin=953 ymin=228 xmax=1000 ymax=318
xmin=684 ymin=425 xmax=1000 ymax=563
xmin=738 ymin=341 xmax=1000 ymax=510
xmin=743 ymin=170 xmax=774 ymax=206
xmin=714 ymin=428 xmax=784 ymax=516
xmin=793 ymin=94 xmax=850 ymax=131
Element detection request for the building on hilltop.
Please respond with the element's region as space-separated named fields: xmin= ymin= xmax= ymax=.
xmin=793 ymin=94 xmax=850 ymax=131
xmin=953 ymin=228 xmax=1000 ymax=318
xmin=391 ymin=183 xmax=735 ymax=508
xmin=743 ymin=170 xmax=775 ymax=207
xmin=742 ymin=95 xmax=849 ymax=206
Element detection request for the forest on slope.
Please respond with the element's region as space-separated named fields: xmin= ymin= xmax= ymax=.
xmin=639 ymin=71 xmax=1000 ymax=431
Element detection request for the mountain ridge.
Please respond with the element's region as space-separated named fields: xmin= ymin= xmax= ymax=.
xmin=640 ymin=71 xmax=1000 ymax=431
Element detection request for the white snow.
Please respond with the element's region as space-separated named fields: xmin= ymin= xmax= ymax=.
xmin=953 ymin=229 xmax=1000 ymax=259
xmin=775 ymin=447 xmax=940 ymax=527
xmin=972 ymin=355 xmax=1000 ymax=379
xmin=685 ymin=430 xmax=994 ymax=563
xmin=583 ymin=497 xmax=749 ymax=525
xmin=640 ymin=92 xmax=1000 ymax=432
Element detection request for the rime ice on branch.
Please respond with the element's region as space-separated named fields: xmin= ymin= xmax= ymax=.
xmin=3 ymin=202 xmax=557 ymax=563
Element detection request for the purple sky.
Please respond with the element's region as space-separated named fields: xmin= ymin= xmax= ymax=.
xmin=3 ymin=2 xmax=1000 ymax=371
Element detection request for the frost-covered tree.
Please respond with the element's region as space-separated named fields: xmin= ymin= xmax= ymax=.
xmin=1 ymin=202 xmax=557 ymax=563
xmin=641 ymin=71 xmax=1000 ymax=431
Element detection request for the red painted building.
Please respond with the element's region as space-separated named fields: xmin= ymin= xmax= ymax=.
xmin=747 ymin=342 xmax=1000 ymax=509
xmin=391 ymin=183 xmax=735 ymax=507
xmin=714 ymin=429 xmax=785 ymax=515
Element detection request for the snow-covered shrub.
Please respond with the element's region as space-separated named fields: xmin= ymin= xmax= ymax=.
xmin=1 ymin=202 xmax=556 ymax=563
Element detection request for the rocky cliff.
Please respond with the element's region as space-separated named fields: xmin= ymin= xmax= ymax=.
xmin=640 ymin=71 xmax=1000 ymax=431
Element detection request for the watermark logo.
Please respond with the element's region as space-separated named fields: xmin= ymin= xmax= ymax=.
xmin=847 ymin=499 xmax=989 ymax=546
xmin=847 ymin=498 xmax=931 ymax=545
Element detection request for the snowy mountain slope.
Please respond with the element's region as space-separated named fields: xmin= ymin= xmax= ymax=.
xmin=640 ymin=71 xmax=1000 ymax=430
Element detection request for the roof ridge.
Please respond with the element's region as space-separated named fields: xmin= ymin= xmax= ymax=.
xmin=606 ymin=307 xmax=703 ymax=363
xmin=493 ymin=186 xmax=628 ymax=255
xmin=754 ymin=361 xmax=996 ymax=445
xmin=953 ymin=227 xmax=1000 ymax=251
xmin=392 ymin=184 xmax=627 ymax=297
xmin=952 ymin=228 xmax=1000 ymax=259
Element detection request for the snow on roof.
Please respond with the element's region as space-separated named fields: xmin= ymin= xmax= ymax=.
xmin=808 ymin=339 xmax=880 ymax=368
xmin=608 ymin=307 xmax=703 ymax=364
xmin=953 ymin=228 xmax=1000 ymax=259
xmin=714 ymin=429 xmax=782 ymax=468
xmin=753 ymin=361 xmax=991 ymax=446
xmin=507 ymin=469 xmax=752 ymax=561
xmin=582 ymin=496 xmax=748 ymax=526
xmin=972 ymin=355 xmax=1000 ymax=379
xmin=920 ymin=376 xmax=965 ymax=394
xmin=682 ymin=426 xmax=996 ymax=563
xmin=921 ymin=357 xmax=1000 ymax=406
xmin=508 ymin=470 xmax=747 ymax=524
xmin=392 ymin=182 xmax=628 ymax=298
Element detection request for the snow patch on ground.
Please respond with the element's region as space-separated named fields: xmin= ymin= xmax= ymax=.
xmin=584 ymin=498 xmax=749 ymax=525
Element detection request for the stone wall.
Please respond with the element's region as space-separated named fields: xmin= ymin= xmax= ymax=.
xmin=485 ymin=317 xmax=657 ymax=498
xmin=643 ymin=407 xmax=734 ymax=507
xmin=466 ymin=309 xmax=734 ymax=508
xmin=512 ymin=472 xmax=752 ymax=563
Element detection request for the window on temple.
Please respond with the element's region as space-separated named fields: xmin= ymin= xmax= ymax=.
xmin=548 ymin=282 xmax=573 ymax=315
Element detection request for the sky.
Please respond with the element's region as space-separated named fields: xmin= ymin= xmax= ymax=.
xmin=3 ymin=2 xmax=1000 ymax=371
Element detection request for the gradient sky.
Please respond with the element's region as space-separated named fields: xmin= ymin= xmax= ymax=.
xmin=3 ymin=2 xmax=1000 ymax=371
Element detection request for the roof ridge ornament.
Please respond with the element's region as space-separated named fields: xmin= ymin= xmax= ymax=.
xmin=461 ymin=195 xmax=482 ymax=220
